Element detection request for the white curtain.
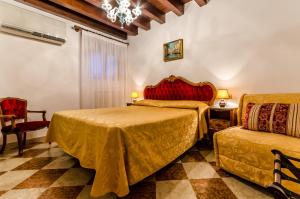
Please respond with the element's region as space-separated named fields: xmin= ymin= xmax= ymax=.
xmin=80 ymin=31 xmax=128 ymax=108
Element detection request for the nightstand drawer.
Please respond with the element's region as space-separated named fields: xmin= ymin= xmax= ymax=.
xmin=209 ymin=119 xmax=230 ymax=131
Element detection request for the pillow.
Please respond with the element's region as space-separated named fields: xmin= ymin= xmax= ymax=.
xmin=133 ymin=99 xmax=209 ymax=110
xmin=243 ymin=103 xmax=275 ymax=132
xmin=243 ymin=103 xmax=300 ymax=138
xmin=286 ymin=104 xmax=300 ymax=138
xmin=133 ymin=99 xmax=210 ymax=137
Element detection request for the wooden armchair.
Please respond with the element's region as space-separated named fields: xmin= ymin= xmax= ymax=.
xmin=0 ymin=97 xmax=50 ymax=155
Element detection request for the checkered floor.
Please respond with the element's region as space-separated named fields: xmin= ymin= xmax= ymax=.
xmin=0 ymin=138 xmax=272 ymax=199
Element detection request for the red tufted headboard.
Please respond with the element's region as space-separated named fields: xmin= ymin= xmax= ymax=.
xmin=144 ymin=75 xmax=217 ymax=105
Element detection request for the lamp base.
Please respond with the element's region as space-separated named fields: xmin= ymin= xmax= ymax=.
xmin=132 ymin=99 xmax=137 ymax=103
xmin=219 ymin=99 xmax=226 ymax=108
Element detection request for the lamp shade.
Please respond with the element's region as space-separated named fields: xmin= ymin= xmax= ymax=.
xmin=131 ymin=91 xmax=139 ymax=99
xmin=216 ymin=89 xmax=230 ymax=99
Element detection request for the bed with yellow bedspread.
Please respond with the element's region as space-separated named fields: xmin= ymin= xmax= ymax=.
xmin=46 ymin=100 xmax=208 ymax=197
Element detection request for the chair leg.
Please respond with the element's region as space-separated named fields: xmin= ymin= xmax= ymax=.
xmin=16 ymin=133 xmax=23 ymax=156
xmin=0 ymin=134 xmax=7 ymax=154
xmin=23 ymin=132 xmax=27 ymax=146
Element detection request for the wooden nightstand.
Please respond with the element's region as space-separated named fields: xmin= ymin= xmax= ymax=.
xmin=126 ymin=102 xmax=133 ymax=106
xmin=208 ymin=106 xmax=238 ymax=146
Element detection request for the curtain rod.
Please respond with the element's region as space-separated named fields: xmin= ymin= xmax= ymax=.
xmin=72 ymin=25 xmax=129 ymax=46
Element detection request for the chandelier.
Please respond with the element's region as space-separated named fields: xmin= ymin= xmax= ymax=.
xmin=101 ymin=0 xmax=142 ymax=29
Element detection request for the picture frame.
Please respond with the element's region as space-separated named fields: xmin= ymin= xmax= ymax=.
xmin=163 ymin=39 xmax=184 ymax=62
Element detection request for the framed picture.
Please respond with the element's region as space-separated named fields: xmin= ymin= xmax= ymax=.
xmin=163 ymin=39 xmax=183 ymax=62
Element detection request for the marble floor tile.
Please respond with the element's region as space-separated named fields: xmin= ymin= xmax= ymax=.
xmin=77 ymin=185 xmax=117 ymax=199
xmin=87 ymin=171 xmax=96 ymax=185
xmin=72 ymin=159 xmax=82 ymax=168
xmin=189 ymin=146 xmax=199 ymax=151
xmin=180 ymin=151 xmax=205 ymax=163
xmin=195 ymin=142 xmax=211 ymax=151
xmin=209 ymin=162 xmax=232 ymax=178
xmin=14 ymin=149 xmax=48 ymax=158
xmin=0 ymin=138 xmax=277 ymax=199
xmin=42 ymin=156 xmax=76 ymax=170
xmin=199 ymin=150 xmax=216 ymax=163
xmin=0 ymin=188 xmax=46 ymax=199
xmin=31 ymin=142 xmax=58 ymax=149
xmin=13 ymin=157 xmax=56 ymax=170
xmin=0 ymin=158 xmax=31 ymax=172
xmin=156 ymin=163 xmax=188 ymax=181
xmin=0 ymin=191 xmax=7 ymax=197
xmin=38 ymin=186 xmax=84 ymax=199
xmin=37 ymin=148 xmax=65 ymax=158
xmin=0 ymin=148 xmax=19 ymax=158
xmin=190 ymin=178 xmax=237 ymax=199
xmin=156 ymin=180 xmax=197 ymax=199
xmin=183 ymin=162 xmax=219 ymax=179
xmin=142 ymin=174 xmax=156 ymax=183
xmin=51 ymin=168 xmax=94 ymax=187
xmin=121 ymin=181 xmax=156 ymax=199
xmin=173 ymin=156 xmax=182 ymax=164
xmin=0 ymin=170 xmax=37 ymax=191
xmin=76 ymin=186 xmax=92 ymax=199
xmin=223 ymin=177 xmax=272 ymax=199
xmin=14 ymin=169 xmax=67 ymax=189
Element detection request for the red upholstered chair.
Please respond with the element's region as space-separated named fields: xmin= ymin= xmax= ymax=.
xmin=0 ymin=97 xmax=50 ymax=155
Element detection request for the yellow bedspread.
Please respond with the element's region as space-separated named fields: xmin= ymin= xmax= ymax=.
xmin=46 ymin=100 xmax=208 ymax=197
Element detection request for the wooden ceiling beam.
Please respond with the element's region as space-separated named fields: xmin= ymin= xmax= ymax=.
xmin=181 ymin=0 xmax=192 ymax=3
xmin=16 ymin=0 xmax=127 ymax=40
xmin=132 ymin=16 xmax=151 ymax=31
xmin=194 ymin=0 xmax=207 ymax=7
xmin=83 ymin=0 xmax=101 ymax=6
xmin=18 ymin=0 xmax=208 ymax=37
xmin=142 ymin=3 xmax=166 ymax=24
xmin=155 ymin=0 xmax=184 ymax=16
xmin=132 ymin=0 xmax=165 ymax=24
xmin=48 ymin=0 xmax=138 ymax=35
xmin=83 ymin=0 xmax=151 ymax=31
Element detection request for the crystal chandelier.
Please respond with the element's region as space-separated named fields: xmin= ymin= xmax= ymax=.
xmin=101 ymin=0 xmax=142 ymax=29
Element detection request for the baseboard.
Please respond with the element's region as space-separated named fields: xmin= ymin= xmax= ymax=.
xmin=0 ymin=129 xmax=47 ymax=144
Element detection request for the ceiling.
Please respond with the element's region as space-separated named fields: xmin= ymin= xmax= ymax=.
xmin=16 ymin=0 xmax=208 ymax=40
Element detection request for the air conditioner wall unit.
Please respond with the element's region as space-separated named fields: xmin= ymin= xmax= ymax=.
xmin=0 ymin=1 xmax=66 ymax=45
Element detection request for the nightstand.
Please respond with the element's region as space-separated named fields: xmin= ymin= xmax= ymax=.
xmin=126 ymin=102 xmax=133 ymax=106
xmin=208 ymin=106 xmax=238 ymax=146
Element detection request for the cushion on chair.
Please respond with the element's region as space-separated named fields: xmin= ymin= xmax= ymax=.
xmin=0 ymin=98 xmax=27 ymax=122
xmin=1 ymin=121 xmax=50 ymax=133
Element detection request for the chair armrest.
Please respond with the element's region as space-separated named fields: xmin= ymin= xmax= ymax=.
xmin=27 ymin=110 xmax=47 ymax=121
xmin=0 ymin=114 xmax=16 ymax=128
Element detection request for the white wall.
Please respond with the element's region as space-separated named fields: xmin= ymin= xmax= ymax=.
xmin=0 ymin=0 xmax=129 ymax=143
xmin=128 ymin=0 xmax=300 ymax=101
xmin=0 ymin=0 xmax=81 ymax=142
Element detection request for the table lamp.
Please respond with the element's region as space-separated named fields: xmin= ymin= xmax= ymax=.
xmin=131 ymin=91 xmax=139 ymax=103
xmin=216 ymin=89 xmax=230 ymax=108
